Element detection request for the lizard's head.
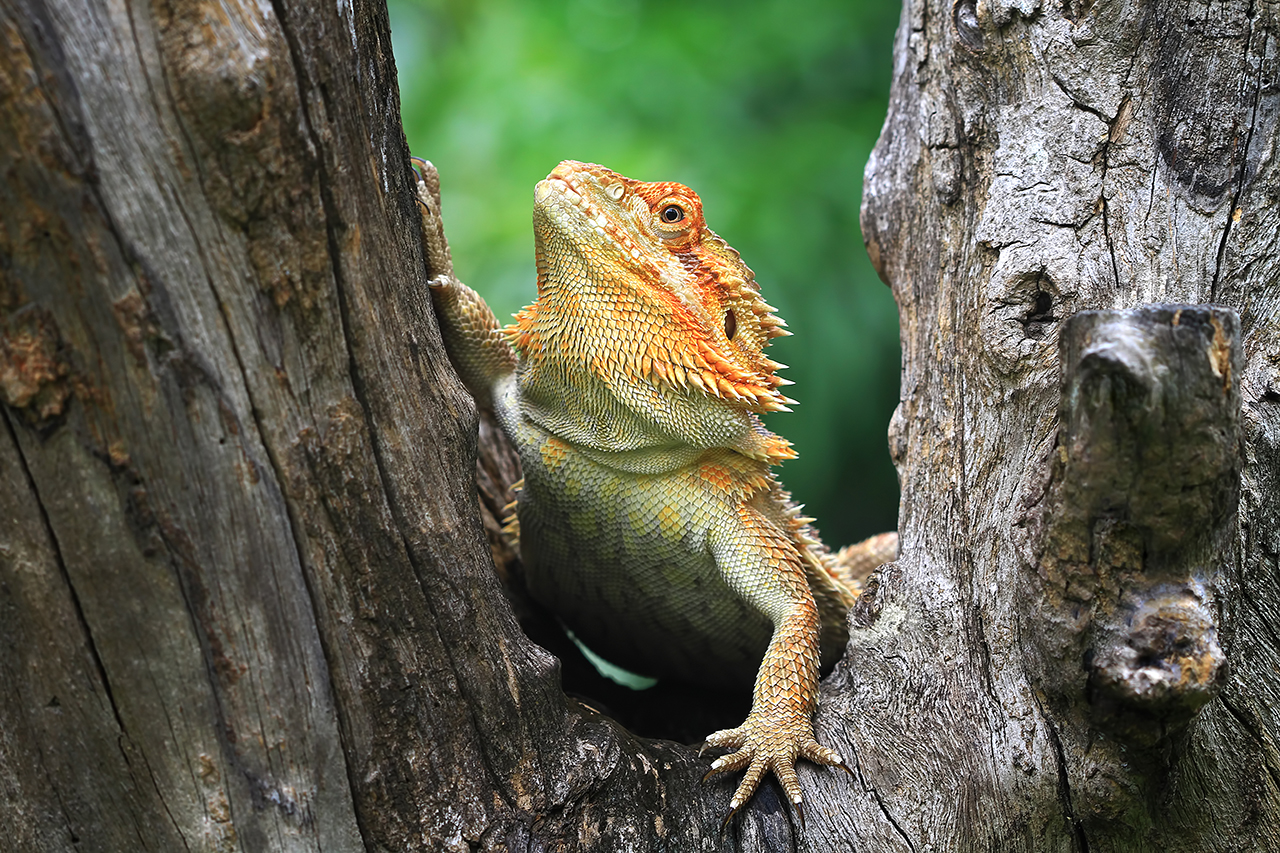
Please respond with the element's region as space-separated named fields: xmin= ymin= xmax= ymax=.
xmin=513 ymin=160 xmax=796 ymax=413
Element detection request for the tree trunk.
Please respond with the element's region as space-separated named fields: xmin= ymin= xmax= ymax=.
xmin=0 ymin=2 xmax=1275 ymax=853
xmin=854 ymin=0 xmax=1280 ymax=850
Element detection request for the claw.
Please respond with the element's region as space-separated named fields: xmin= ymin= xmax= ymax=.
xmin=409 ymin=157 xmax=440 ymax=203
xmin=719 ymin=800 xmax=746 ymax=835
xmin=408 ymin=155 xmax=455 ymax=280
xmin=409 ymin=157 xmax=436 ymax=211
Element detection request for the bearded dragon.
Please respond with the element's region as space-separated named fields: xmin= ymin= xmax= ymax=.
xmin=412 ymin=158 xmax=897 ymax=817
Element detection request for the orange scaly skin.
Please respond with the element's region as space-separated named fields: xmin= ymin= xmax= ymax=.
xmin=412 ymin=158 xmax=897 ymax=816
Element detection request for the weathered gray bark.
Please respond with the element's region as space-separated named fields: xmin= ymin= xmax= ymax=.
xmin=0 ymin=0 xmax=725 ymax=850
xmin=851 ymin=0 xmax=1280 ymax=850
xmin=0 ymin=1 xmax=1276 ymax=853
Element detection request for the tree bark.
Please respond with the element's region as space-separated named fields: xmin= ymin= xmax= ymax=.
xmin=855 ymin=0 xmax=1279 ymax=850
xmin=0 ymin=2 xmax=1276 ymax=853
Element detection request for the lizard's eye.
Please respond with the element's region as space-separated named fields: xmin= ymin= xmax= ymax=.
xmin=724 ymin=309 xmax=737 ymax=340
xmin=661 ymin=204 xmax=685 ymax=223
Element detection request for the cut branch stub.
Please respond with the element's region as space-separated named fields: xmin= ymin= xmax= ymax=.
xmin=1028 ymin=304 xmax=1241 ymax=745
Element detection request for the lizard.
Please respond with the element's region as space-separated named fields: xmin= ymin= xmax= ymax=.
xmin=411 ymin=157 xmax=898 ymax=818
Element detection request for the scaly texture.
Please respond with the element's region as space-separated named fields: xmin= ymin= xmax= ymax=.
xmin=412 ymin=158 xmax=897 ymax=815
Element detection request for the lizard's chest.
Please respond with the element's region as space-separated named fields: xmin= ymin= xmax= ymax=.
xmin=510 ymin=420 xmax=773 ymax=688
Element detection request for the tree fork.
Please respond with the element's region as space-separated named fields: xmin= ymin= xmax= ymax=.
xmin=2 ymin=0 xmax=1278 ymax=851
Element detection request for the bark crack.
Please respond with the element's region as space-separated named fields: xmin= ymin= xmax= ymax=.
xmin=1 ymin=407 xmax=191 ymax=852
xmin=127 ymin=0 xmax=209 ymax=195
xmin=1210 ymin=0 xmax=1263 ymax=303
xmin=151 ymin=506 xmax=261 ymax=849
xmin=1143 ymin=167 xmax=1158 ymax=226
xmin=970 ymin=605 xmax=998 ymax=702
xmin=159 ymin=142 xmax=320 ymax=837
xmin=1100 ymin=197 xmax=1121 ymax=291
xmin=1048 ymin=73 xmax=1112 ymax=126
xmin=853 ymin=755 xmax=916 ymax=852
xmin=1034 ymin=694 xmax=1090 ymax=853
xmin=1087 ymin=87 xmax=1128 ymax=293
xmin=0 ymin=409 xmax=128 ymax=742
xmin=1048 ymin=35 xmax=1143 ymax=295
xmin=123 ymin=0 xmax=182 ymax=169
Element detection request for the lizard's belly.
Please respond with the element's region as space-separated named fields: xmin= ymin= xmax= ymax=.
xmin=515 ymin=437 xmax=772 ymax=690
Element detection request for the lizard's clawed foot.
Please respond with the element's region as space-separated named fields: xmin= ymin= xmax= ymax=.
xmin=702 ymin=712 xmax=846 ymax=819
xmin=408 ymin=156 xmax=515 ymax=404
xmin=409 ymin=157 xmax=455 ymax=286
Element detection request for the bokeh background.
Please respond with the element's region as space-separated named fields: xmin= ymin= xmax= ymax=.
xmin=390 ymin=0 xmax=903 ymax=546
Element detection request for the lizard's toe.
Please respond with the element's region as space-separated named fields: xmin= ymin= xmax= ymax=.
xmin=726 ymin=754 xmax=772 ymax=811
xmin=408 ymin=157 xmax=457 ymax=283
xmin=704 ymin=725 xmax=746 ymax=751
xmin=705 ymin=747 xmax=751 ymax=778
xmin=799 ymin=738 xmax=844 ymax=768
xmin=770 ymin=758 xmax=803 ymax=809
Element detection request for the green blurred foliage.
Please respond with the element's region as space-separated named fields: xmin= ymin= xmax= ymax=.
xmin=391 ymin=0 xmax=902 ymax=545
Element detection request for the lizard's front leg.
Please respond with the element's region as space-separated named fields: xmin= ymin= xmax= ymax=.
xmin=410 ymin=158 xmax=517 ymax=409
xmin=704 ymin=502 xmax=846 ymax=816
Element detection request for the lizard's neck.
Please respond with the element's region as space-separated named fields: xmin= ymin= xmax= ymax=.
xmin=507 ymin=287 xmax=794 ymax=467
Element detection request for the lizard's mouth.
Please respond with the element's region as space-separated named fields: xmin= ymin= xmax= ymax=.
xmin=534 ymin=170 xmax=607 ymax=221
xmin=533 ymin=169 xmax=649 ymax=269
xmin=533 ymin=177 xmax=560 ymax=205
xmin=536 ymin=162 xmax=596 ymax=209
xmin=534 ymin=177 xmax=558 ymax=204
